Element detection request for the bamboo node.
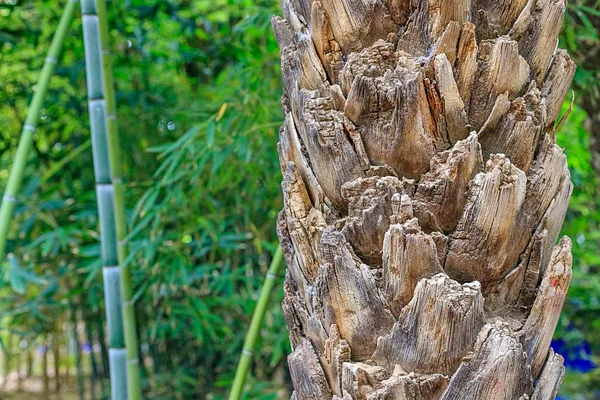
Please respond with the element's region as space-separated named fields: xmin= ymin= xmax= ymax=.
xmin=2 ymin=195 xmax=17 ymax=203
xmin=23 ymin=124 xmax=36 ymax=132
xmin=242 ymin=349 xmax=254 ymax=356
xmin=45 ymin=56 xmax=58 ymax=65
xmin=266 ymin=272 xmax=277 ymax=279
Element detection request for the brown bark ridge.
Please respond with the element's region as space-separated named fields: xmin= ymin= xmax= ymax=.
xmin=274 ymin=1 xmax=575 ymax=399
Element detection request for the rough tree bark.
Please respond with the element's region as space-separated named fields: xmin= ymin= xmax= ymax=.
xmin=273 ymin=1 xmax=576 ymax=399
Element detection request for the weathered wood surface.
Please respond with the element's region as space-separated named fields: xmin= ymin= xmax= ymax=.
xmin=274 ymin=0 xmax=575 ymax=398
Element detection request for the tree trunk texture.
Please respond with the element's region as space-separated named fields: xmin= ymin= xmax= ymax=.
xmin=273 ymin=1 xmax=576 ymax=399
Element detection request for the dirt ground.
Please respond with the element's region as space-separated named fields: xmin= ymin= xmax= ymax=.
xmin=0 ymin=372 xmax=87 ymax=400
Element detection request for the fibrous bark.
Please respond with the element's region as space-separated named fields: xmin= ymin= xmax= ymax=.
xmin=274 ymin=0 xmax=575 ymax=398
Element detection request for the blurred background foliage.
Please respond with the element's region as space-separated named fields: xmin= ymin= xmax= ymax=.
xmin=0 ymin=0 xmax=598 ymax=398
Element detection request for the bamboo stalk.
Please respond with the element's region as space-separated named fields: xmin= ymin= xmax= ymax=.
xmin=1 ymin=337 xmax=7 ymax=386
xmin=26 ymin=342 xmax=33 ymax=378
xmin=85 ymin=318 xmax=98 ymax=400
xmin=228 ymin=246 xmax=284 ymax=400
xmin=80 ymin=1 xmax=127 ymax=398
xmin=16 ymin=339 xmax=22 ymax=390
xmin=95 ymin=1 xmax=142 ymax=398
xmin=52 ymin=331 xmax=60 ymax=392
xmin=43 ymin=336 xmax=49 ymax=400
xmin=70 ymin=306 xmax=85 ymax=400
xmin=5 ymin=332 xmax=14 ymax=386
xmin=96 ymin=306 xmax=110 ymax=383
xmin=0 ymin=0 xmax=77 ymax=263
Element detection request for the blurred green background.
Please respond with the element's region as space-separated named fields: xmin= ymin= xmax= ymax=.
xmin=0 ymin=0 xmax=598 ymax=399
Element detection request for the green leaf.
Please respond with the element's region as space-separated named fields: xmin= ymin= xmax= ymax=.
xmin=7 ymin=255 xmax=44 ymax=294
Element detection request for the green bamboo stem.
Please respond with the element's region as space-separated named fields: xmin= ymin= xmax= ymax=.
xmin=95 ymin=2 xmax=142 ymax=398
xmin=0 ymin=0 xmax=77 ymax=264
xmin=43 ymin=335 xmax=49 ymax=399
xmin=81 ymin=1 xmax=128 ymax=398
xmin=228 ymin=246 xmax=284 ymax=400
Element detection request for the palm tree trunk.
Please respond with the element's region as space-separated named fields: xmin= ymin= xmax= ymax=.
xmin=273 ymin=1 xmax=575 ymax=399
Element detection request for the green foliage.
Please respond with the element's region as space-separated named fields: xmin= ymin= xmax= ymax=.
xmin=561 ymin=0 xmax=600 ymax=104
xmin=557 ymin=2 xmax=600 ymax=396
xmin=1 ymin=0 xmax=289 ymax=398
xmin=555 ymin=103 xmax=600 ymax=397
xmin=124 ymin=10 xmax=289 ymax=394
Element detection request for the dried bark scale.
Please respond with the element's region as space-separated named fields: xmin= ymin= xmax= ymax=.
xmin=274 ymin=1 xmax=575 ymax=399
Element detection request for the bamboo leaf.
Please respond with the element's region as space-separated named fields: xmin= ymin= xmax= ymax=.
xmin=7 ymin=255 xmax=44 ymax=294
